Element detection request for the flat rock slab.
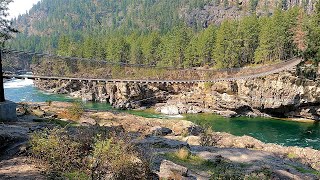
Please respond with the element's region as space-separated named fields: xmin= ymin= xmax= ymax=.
xmin=0 ymin=157 xmax=45 ymax=180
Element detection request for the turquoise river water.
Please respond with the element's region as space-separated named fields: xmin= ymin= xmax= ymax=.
xmin=4 ymin=78 xmax=320 ymax=150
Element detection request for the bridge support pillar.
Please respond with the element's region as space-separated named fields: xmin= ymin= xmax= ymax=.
xmin=0 ymin=101 xmax=17 ymax=121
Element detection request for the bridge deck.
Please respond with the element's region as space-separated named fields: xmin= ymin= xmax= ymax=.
xmin=3 ymin=58 xmax=302 ymax=84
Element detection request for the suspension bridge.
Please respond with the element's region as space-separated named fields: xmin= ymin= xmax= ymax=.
xmin=2 ymin=49 xmax=302 ymax=84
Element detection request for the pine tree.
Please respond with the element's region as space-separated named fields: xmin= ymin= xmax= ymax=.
xmin=255 ymin=10 xmax=288 ymax=63
xmin=57 ymin=35 xmax=71 ymax=56
xmin=254 ymin=17 xmax=274 ymax=64
xmin=0 ymin=0 xmax=18 ymax=46
xmin=291 ymin=9 xmax=307 ymax=56
xmin=214 ymin=20 xmax=240 ymax=68
xmin=237 ymin=15 xmax=259 ymax=65
xmin=142 ymin=32 xmax=160 ymax=65
xmin=198 ymin=25 xmax=217 ymax=66
xmin=305 ymin=1 xmax=320 ymax=62
xmin=185 ymin=35 xmax=200 ymax=67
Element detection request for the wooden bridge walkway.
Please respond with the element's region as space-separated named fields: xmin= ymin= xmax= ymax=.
xmin=3 ymin=58 xmax=302 ymax=84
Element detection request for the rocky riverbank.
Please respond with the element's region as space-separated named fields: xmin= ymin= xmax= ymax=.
xmin=1 ymin=102 xmax=319 ymax=179
xmin=34 ymin=65 xmax=320 ymax=121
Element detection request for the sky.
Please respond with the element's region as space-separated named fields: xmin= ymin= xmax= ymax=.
xmin=8 ymin=0 xmax=41 ymax=19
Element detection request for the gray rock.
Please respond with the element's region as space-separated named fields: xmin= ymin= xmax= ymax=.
xmin=160 ymin=105 xmax=180 ymax=115
xmin=26 ymin=105 xmax=45 ymax=118
xmin=79 ymin=116 xmax=97 ymax=126
xmin=16 ymin=105 xmax=26 ymax=116
xmin=82 ymin=92 xmax=94 ymax=101
xmin=150 ymin=126 xmax=173 ymax=136
xmin=185 ymin=125 xmax=204 ymax=136
xmin=187 ymin=106 xmax=203 ymax=114
xmin=215 ymin=110 xmax=237 ymax=118
xmin=158 ymin=160 xmax=196 ymax=179
xmin=137 ymin=136 xmax=189 ymax=149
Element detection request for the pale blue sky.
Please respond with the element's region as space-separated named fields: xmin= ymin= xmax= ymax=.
xmin=8 ymin=0 xmax=41 ymax=19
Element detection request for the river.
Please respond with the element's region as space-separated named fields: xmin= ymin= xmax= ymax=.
xmin=4 ymin=78 xmax=320 ymax=150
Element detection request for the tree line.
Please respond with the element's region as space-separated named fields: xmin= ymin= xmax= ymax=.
xmin=53 ymin=6 xmax=319 ymax=69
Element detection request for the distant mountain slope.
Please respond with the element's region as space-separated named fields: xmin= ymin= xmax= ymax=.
xmin=9 ymin=0 xmax=317 ymax=52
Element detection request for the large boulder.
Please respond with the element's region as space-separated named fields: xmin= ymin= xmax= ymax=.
xmin=25 ymin=105 xmax=46 ymax=118
xmin=158 ymin=160 xmax=195 ymax=180
xmin=150 ymin=126 xmax=173 ymax=136
xmin=79 ymin=116 xmax=97 ymax=126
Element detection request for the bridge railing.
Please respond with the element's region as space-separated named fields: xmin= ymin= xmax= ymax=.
xmin=2 ymin=49 xmax=302 ymax=81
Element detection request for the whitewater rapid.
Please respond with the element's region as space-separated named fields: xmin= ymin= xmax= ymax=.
xmin=4 ymin=78 xmax=34 ymax=89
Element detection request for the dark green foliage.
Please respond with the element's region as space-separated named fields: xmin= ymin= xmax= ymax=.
xmin=66 ymin=101 xmax=84 ymax=120
xmin=0 ymin=0 xmax=18 ymax=46
xmin=8 ymin=0 xmax=320 ymax=69
xmin=305 ymin=1 xmax=320 ymax=63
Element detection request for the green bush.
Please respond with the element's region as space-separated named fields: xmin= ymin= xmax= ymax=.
xmin=91 ymin=136 xmax=151 ymax=180
xmin=204 ymin=82 xmax=214 ymax=90
xmin=30 ymin=128 xmax=84 ymax=172
xmin=30 ymin=127 xmax=151 ymax=179
xmin=199 ymin=126 xmax=221 ymax=146
xmin=61 ymin=101 xmax=84 ymax=120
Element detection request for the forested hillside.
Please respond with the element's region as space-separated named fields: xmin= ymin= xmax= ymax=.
xmin=7 ymin=0 xmax=320 ymax=69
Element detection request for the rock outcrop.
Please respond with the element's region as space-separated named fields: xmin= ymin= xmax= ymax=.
xmin=2 ymin=102 xmax=318 ymax=179
xmin=35 ymin=67 xmax=320 ymax=121
xmin=183 ymin=0 xmax=317 ymax=27
xmin=35 ymin=80 xmax=171 ymax=109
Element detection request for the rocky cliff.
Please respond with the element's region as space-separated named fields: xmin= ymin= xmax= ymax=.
xmin=34 ymin=80 xmax=172 ymax=109
xmin=184 ymin=0 xmax=317 ymax=27
xmin=34 ymin=64 xmax=320 ymax=120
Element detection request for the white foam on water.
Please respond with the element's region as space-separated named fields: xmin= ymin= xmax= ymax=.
xmin=166 ymin=114 xmax=184 ymax=118
xmin=4 ymin=78 xmax=34 ymax=89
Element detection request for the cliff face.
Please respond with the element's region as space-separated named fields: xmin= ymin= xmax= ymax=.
xmin=34 ymin=80 xmax=173 ymax=109
xmin=35 ymin=65 xmax=320 ymax=120
xmin=184 ymin=0 xmax=317 ymax=26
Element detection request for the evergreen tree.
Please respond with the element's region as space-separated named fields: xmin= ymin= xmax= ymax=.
xmin=57 ymin=35 xmax=71 ymax=56
xmin=237 ymin=15 xmax=259 ymax=65
xmin=255 ymin=10 xmax=288 ymax=63
xmin=198 ymin=25 xmax=217 ymax=66
xmin=254 ymin=17 xmax=274 ymax=64
xmin=305 ymin=1 xmax=320 ymax=62
xmin=214 ymin=20 xmax=240 ymax=68
xmin=142 ymin=32 xmax=161 ymax=65
xmin=292 ymin=9 xmax=307 ymax=55
xmin=0 ymin=0 xmax=18 ymax=46
xmin=185 ymin=35 xmax=201 ymax=67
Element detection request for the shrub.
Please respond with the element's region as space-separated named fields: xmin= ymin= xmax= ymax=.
xmin=287 ymin=152 xmax=297 ymax=159
xmin=199 ymin=126 xmax=221 ymax=146
xmin=64 ymin=171 xmax=90 ymax=180
xmin=91 ymin=135 xmax=151 ymax=180
xmin=30 ymin=128 xmax=84 ymax=172
xmin=175 ymin=147 xmax=191 ymax=161
xmin=30 ymin=127 xmax=152 ymax=180
xmin=204 ymin=82 xmax=214 ymax=90
xmin=59 ymin=101 xmax=84 ymax=120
